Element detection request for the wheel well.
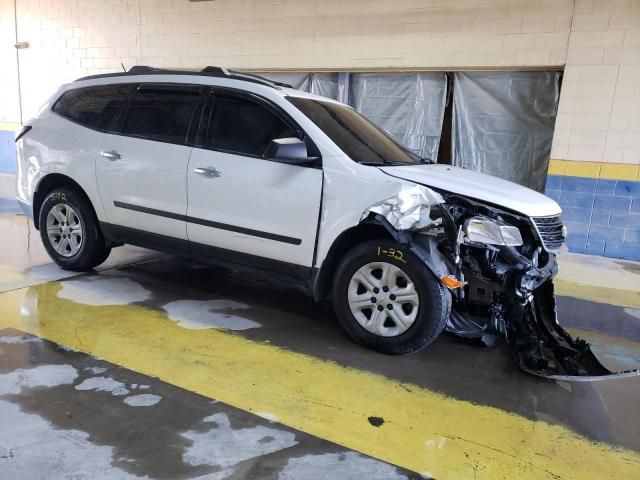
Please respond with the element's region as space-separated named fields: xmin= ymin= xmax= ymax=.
xmin=312 ymin=223 xmax=395 ymax=302
xmin=32 ymin=174 xmax=92 ymax=230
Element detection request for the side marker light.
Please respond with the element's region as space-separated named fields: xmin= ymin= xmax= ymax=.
xmin=441 ymin=275 xmax=466 ymax=289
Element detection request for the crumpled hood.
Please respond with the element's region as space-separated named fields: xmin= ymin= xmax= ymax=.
xmin=379 ymin=164 xmax=562 ymax=218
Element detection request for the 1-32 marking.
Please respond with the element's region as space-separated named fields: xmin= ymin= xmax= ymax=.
xmin=377 ymin=246 xmax=407 ymax=263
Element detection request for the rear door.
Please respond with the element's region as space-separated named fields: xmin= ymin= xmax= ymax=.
xmin=96 ymin=84 xmax=202 ymax=243
xmin=37 ymin=84 xmax=136 ymax=222
xmin=186 ymin=89 xmax=323 ymax=269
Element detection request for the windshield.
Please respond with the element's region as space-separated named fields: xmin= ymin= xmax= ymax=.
xmin=287 ymin=97 xmax=426 ymax=166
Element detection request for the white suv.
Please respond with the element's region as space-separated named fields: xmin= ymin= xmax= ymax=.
xmin=15 ymin=66 xmax=627 ymax=380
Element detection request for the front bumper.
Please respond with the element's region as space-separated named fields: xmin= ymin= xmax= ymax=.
xmin=446 ymin=243 xmax=639 ymax=380
xmin=507 ymin=280 xmax=640 ymax=381
xmin=450 ymin=252 xmax=640 ymax=380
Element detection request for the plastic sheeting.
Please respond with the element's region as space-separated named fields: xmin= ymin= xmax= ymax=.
xmin=255 ymin=72 xmax=339 ymax=100
xmin=348 ymin=73 xmax=447 ymax=162
xmin=452 ymin=72 xmax=560 ymax=192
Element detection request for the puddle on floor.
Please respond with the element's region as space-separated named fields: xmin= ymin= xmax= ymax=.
xmin=163 ymin=299 xmax=260 ymax=331
xmin=57 ymin=276 xmax=152 ymax=306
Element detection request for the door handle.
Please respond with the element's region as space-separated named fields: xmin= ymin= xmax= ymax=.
xmin=194 ymin=167 xmax=221 ymax=178
xmin=100 ymin=150 xmax=121 ymax=160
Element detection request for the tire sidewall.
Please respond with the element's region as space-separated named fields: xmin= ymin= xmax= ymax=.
xmin=333 ymin=239 xmax=450 ymax=354
xmin=38 ymin=189 xmax=101 ymax=270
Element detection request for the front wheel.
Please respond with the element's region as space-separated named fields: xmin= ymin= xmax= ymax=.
xmin=332 ymin=240 xmax=450 ymax=355
xmin=38 ymin=188 xmax=111 ymax=271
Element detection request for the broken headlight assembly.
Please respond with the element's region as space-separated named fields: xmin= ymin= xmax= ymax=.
xmin=463 ymin=217 xmax=523 ymax=247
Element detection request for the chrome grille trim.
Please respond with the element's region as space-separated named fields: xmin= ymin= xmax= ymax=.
xmin=531 ymin=215 xmax=565 ymax=251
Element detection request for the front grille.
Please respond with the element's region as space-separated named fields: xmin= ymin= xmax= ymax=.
xmin=532 ymin=215 xmax=565 ymax=251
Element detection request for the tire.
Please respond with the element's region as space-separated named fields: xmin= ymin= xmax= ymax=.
xmin=332 ymin=240 xmax=450 ymax=355
xmin=38 ymin=188 xmax=111 ymax=271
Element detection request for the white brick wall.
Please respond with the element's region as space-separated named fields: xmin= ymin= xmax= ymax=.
xmin=0 ymin=0 xmax=638 ymax=168
xmin=552 ymin=0 xmax=640 ymax=165
xmin=5 ymin=0 xmax=575 ymax=119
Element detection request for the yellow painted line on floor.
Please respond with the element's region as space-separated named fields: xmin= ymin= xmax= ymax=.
xmin=0 ymin=265 xmax=27 ymax=285
xmin=567 ymin=327 xmax=640 ymax=367
xmin=1 ymin=283 xmax=639 ymax=479
xmin=555 ymin=278 xmax=640 ymax=309
xmin=555 ymin=253 xmax=640 ymax=309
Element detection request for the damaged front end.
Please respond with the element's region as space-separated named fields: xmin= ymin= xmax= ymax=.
xmin=363 ymin=186 xmax=640 ymax=381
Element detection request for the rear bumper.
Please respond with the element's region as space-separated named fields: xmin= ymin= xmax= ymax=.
xmin=17 ymin=197 xmax=33 ymax=219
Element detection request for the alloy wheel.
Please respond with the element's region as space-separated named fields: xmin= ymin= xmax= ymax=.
xmin=46 ymin=203 xmax=83 ymax=257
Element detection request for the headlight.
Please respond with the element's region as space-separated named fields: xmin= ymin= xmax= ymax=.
xmin=464 ymin=216 xmax=523 ymax=247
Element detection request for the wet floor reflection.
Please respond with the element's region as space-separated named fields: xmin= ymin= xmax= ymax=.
xmin=0 ymin=210 xmax=157 ymax=293
xmin=4 ymin=279 xmax=640 ymax=479
xmin=7 ymin=261 xmax=640 ymax=455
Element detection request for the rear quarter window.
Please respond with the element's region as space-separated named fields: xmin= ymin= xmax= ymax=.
xmin=52 ymin=84 xmax=135 ymax=131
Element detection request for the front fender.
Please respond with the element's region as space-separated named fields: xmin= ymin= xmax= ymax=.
xmin=361 ymin=213 xmax=455 ymax=284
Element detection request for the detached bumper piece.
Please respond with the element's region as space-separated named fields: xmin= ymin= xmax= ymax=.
xmin=507 ymin=280 xmax=640 ymax=381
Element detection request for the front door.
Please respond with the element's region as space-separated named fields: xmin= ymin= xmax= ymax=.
xmin=96 ymin=84 xmax=201 ymax=242
xmin=187 ymin=90 xmax=322 ymax=269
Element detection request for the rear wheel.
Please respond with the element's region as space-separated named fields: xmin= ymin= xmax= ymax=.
xmin=38 ymin=188 xmax=111 ymax=271
xmin=332 ymin=240 xmax=450 ymax=355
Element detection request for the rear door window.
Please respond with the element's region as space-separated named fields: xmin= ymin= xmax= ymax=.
xmin=205 ymin=92 xmax=296 ymax=156
xmin=53 ymin=84 xmax=135 ymax=131
xmin=121 ymin=85 xmax=201 ymax=144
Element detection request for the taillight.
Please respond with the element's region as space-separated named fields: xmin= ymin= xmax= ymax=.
xmin=15 ymin=125 xmax=32 ymax=142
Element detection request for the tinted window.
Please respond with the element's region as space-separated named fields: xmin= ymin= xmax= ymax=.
xmin=122 ymin=86 xmax=200 ymax=144
xmin=206 ymin=93 xmax=296 ymax=156
xmin=53 ymin=84 xmax=134 ymax=131
xmin=288 ymin=97 xmax=422 ymax=165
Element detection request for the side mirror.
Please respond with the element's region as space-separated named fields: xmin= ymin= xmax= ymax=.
xmin=264 ymin=137 xmax=319 ymax=165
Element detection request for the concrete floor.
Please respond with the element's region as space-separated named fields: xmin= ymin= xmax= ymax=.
xmin=0 ymin=329 xmax=417 ymax=479
xmin=1 ymin=197 xmax=639 ymax=479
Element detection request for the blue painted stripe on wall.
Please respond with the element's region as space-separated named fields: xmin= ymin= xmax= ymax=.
xmin=545 ymin=174 xmax=640 ymax=261
xmin=0 ymin=130 xmax=16 ymax=174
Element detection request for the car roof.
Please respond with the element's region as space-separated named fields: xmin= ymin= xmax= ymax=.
xmin=75 ymin=66 xmax=291 ymax=89
xmin=72 ymin=65 xmax=344 ymax=105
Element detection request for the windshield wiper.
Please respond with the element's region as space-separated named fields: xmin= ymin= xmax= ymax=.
xmin=395 ymin=144 xmax=433 ymax=164
xmin=383 ymin=161 xmax=417 ymax=166
xmin=358 ymin=161 xmax=423 ymax=167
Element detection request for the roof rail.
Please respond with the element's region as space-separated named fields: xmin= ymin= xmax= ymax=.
xmin=200 ymin=66 xmax=228 ymax=76
xmin=198 ymin=66 xmax=293 ymax=88
xmin=127 ymin=65 xmax=168 ymax=75
xmin=74 ymin=65 xmax=293 ymax=89
xmin=225 ymin=69 xmax=293 ymax=88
